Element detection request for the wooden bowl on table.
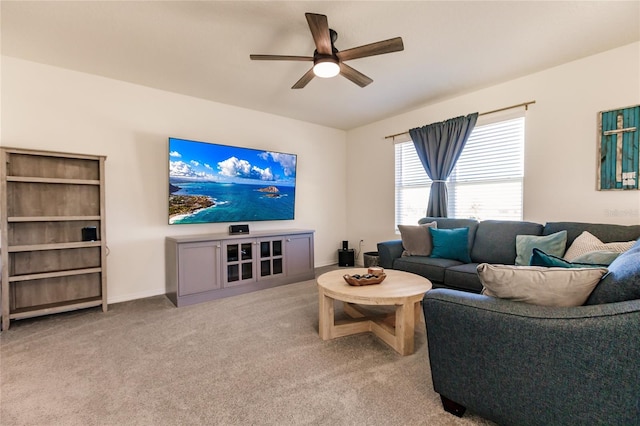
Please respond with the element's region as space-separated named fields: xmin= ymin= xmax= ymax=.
xmin=343 ymin=272 xmax=387 ymax=286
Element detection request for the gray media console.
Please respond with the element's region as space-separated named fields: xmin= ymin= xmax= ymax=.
xmin=165 ymin=229 xmax=315 ymax=307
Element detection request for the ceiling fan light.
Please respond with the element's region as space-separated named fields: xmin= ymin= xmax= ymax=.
xmin=313 ymin=59 xmax=340 ymax=78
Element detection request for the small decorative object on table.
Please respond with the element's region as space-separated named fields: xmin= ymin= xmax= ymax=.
xmin=368 ymin=267 xmax=384 ymax=276
xmin=343 ymin=268 xmax=386 ymax=286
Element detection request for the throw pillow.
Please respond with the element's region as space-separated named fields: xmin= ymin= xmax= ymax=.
xmin=585 ymin=238 xmax=640 ymax=305
xmin=398 ymin=222 xmax=437 ymax=256
xmin=563 ymin=231 xmax=635 ymax=261
xmin=571 ymin=250 xmax=620 ymax=266
xmin=478 ymin=263 xmax=608 ymax=307
xmin=530 ymin=248 xmax=608 ymax=268
xmin=515 ymin=230 xmax=567 ymax=266
xmin=429 ymin=227 xmax=471 ymax=263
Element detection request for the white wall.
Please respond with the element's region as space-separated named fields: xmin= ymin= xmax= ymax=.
xmin=2 ymin=42 xmax=639 ymax=300
xmin=1 ymin=57 xmax=347 ymax=303
xmin=346 ymin=42 xmax=640 ymax=262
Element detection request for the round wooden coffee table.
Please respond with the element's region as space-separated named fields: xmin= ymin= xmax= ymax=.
xmin=317 ymin=268 xmax=432 ymax=355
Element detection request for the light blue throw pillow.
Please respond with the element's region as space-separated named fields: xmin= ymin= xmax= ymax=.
xmin=515 ymin=230 xmax=567 ymax=266
xmin=429 ymin=227 xmax=471 ymax=263
xmin=572 ymin=250 xmax=620 ymax=266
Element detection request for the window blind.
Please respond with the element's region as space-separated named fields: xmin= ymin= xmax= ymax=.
xmin=395 ymin=116 xmax=524 ymax=226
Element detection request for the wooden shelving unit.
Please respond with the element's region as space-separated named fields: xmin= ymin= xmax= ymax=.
xmin=0 ymin=147 xmax=107 ymax=330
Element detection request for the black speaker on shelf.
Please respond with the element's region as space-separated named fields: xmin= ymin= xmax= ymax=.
xmin=229 ymin=224 xmax=250 ymax=235
xmin=338 ymin=249 xmax=355 ymax=267
xmin=342 ymin=240 xmax=348 ymax=251
xmin=82 ymin=226 xmax=98 ymax=241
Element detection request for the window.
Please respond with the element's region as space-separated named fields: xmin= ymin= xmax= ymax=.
xmin=395 ymin=116 xmax=524 ymax=226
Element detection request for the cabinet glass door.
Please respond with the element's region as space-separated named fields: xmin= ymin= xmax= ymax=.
xmin=260 ymin=241 xmax=270 ymax=258
xmin=258 ymin=238 xmax=284 ymax=279
xmin=273 ymin=241 xmax=282 ymax=257
xmin=223 ymin=240 xmax=255 ymax=286
xmin=242 ymin=262 xmax=253 ymax=280
xmin=261 ymin=260 xmax=271 ymax=277
xmin=273 ymin=258 xmax=283 ymax=275
xmin=241 ymin=243 xmax=252 ymax=261
xmin=227 ymin=244 xmax=239 ymax=262
xmin=227 ymin=264 xmax=240 ymax=282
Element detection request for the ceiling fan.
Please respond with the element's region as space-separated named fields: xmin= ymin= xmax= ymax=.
xmin=250 ymin=13 xmax=404 ymax=89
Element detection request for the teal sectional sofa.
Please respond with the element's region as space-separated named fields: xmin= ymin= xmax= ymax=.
xmin=379 ymin=218 xmax=640 ymax=424
xmin=377 ymin=217 xmax=640 ymax=293
xmin=423 ymin=234 xmax=640 ymax=424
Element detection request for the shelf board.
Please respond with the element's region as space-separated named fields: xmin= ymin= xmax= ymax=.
xmin=9 ymin=267 xmax=102 ymax=283
xmin=8 ymin=241 xmax=102 ymax=252
xmin=9 ymin=297 xmax=104 ymax=320
xmin=1 ymin=147 xmax=105 ymax=161
xmin=6 ymin=176 xmax=100 ymax=185
xmin=8 ymin=216 xmax=101 ymax=222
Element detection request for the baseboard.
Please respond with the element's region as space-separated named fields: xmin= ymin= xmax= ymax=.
xmin=107 ymin=288 xmax=167 ymax=305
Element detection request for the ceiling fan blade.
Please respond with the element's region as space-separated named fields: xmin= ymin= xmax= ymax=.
xmin=337 ymin=37 xmax=404 ymax=61
xmin=250 ymin=54 xmax=313 ymax=61
xmin=305 ymin=13 xmax=332 ymax=55
xmin=339 ymin=63 xmax=373 ymax=88
xmin=292 ymin=68 xmax=316 ymax=89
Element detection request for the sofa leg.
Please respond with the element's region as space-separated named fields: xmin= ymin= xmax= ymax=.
xmin=440 ymin=395 xmax=466 ymax=417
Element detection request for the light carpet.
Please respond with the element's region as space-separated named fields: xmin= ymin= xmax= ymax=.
xmin=0 ymin=272 xmax=495 ymax=425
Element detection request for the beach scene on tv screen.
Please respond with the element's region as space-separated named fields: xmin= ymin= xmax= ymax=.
xmin=169 ymin=138 xmax=297 ymax=224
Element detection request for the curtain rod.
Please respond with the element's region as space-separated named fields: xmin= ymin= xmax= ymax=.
xmin=384 ymin=100 xmax=536 ymax=140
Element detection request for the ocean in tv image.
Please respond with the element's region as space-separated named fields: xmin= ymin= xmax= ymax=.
xmin=168 ymin=138 xmax=297 ymax=224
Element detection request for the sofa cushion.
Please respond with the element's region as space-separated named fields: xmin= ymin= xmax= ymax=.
xmin=515 ymin=230 xmax=567 ymax=266
xmin=398 ymin=222 xmax=437 ymax=256
xmin=543 ymin=222 xmax=640 ymax=250
xmin=585 ymin=239 xmax=640 ymax=305
xmin=471 ymin=220 xmax=543 ymax=264
xmin=478 ymin=263 xmax=607 ymax=307
xmin=443 ymin=263 xmax=482 ymax=293
xmin=530 ymin=248 xmax=608 ymax=268
xmin=393 ymin=256 xmax=462 ymax=284
xmin=429 ymin=227 xmax=471 ymax=262
xmin=418 ymin=217 xmax=479 ymax=249
xmin=563 ymin=231 xmax=635 ymax=261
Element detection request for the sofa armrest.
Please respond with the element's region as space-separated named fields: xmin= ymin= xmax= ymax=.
xmin=377 ymin=240 xmax=404 ymax=269
xmin=422 ymin=289 xmax=640 ymax=425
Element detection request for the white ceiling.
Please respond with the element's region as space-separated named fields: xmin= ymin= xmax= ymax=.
xmin=2 ymin=1 xmax=639 ymax=130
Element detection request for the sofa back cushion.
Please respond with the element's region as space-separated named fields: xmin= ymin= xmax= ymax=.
xmin=585 ymin=238 xmax=640 ymax=305
xmin=418 ymin=217 xmax=479 ymax=249
xmin=471 ymin=220 xmax=543 ymax=264
xmin=543 ymin=222 xmax=640 ymax=251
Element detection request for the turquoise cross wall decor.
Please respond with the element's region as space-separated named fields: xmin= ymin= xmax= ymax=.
xmin=598 ymin=105 xmax=639 ymax=190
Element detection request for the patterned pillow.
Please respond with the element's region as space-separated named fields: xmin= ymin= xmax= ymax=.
xmin=563 ymin=231 xmax=635 ymax=261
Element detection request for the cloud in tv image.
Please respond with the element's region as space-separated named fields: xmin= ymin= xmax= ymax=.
xmin=168 ymin=138 xmax=297 ymax=224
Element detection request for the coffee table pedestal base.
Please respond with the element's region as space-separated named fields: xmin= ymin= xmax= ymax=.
xmin=318 ymin=292 xmax=422 ymax=356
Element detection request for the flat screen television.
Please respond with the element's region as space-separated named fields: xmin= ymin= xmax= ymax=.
xmin=168 ymin=137 xmax=297 ymax=224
